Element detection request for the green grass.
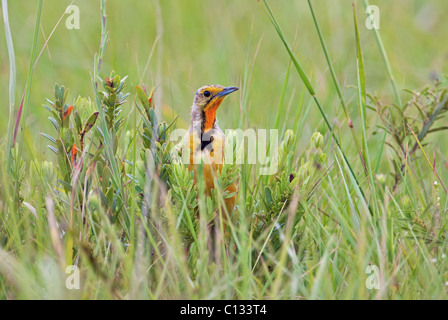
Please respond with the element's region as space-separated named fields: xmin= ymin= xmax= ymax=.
xmin=1 ymin=0 xmax=448 ymax=300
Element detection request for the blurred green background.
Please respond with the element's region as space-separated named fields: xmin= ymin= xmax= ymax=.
xmin=1 ymin=0 xmax=448 ymax=300
xmin=1 ymin=0 xmax=447 ymax=156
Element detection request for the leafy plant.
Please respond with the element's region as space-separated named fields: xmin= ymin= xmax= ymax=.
xmin=372 ymin=78 xmax=448 ymax=191
xmin=253 ymin=131 xmax=326 ymax=246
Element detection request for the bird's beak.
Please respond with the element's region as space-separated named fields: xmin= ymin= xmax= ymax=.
xmin=216 ymin=86 xmax=239 ymax=98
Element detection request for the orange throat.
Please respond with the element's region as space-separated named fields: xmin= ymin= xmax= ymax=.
xmin=202 ymin=97 xmax=223 ymax=131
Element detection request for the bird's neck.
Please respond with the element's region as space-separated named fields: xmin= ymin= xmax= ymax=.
xmin=202 ymin=107 xmax=218 ymax=132
xmin=191 ymin=99 xmax=223 ymax=133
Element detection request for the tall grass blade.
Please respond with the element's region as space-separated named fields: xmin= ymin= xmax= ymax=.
xmin=2 ymin=0 xmax=16 ymax=173
xmin=307 ymin=0 xmax=366 ymax=173
xmin=353 ymin=3 xmax=378 ymax=214
xmin=261 ymin=0 xmax=367 ymax=203
xmin=362 ymin=0 xmax=402 ymax=109
xmin=14 ymin=0 xmax=43 ymax=149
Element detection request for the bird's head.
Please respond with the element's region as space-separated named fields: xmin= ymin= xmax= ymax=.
xmin=194 ymin=85 xmax=239 ymax=109
xmin=192 ymin=85 xmax=239 ymax=131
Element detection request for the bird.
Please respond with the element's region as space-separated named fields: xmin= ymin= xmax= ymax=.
xmin=182 ymin=84 xmax=239 ymax=226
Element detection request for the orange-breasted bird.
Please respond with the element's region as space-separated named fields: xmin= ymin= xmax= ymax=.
xmin=182 ymin=85 xmax=239 ymax=222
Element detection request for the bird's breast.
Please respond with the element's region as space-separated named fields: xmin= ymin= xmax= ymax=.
xmin=184 ymin=129 xmax=225 ymax=194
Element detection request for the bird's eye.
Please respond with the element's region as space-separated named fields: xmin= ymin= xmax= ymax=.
xmin=203 ymin=90 xmax=211 ymax=97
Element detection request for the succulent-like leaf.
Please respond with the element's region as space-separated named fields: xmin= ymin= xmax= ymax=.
xmin=83 ymin=112 xmax=99 ymax=134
